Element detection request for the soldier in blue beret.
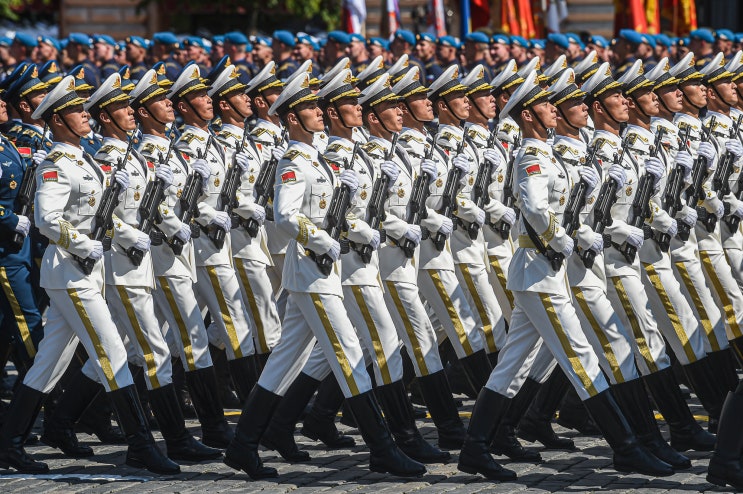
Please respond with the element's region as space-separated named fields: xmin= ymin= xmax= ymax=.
xmin=367 ymin=37 xmax=389 ymax=64
xmin=252 ymin=36 xmax=274 ymax=71
xmin=346 ymin=33 xmax=369 ymax=74
xmin=415 ymin=32 xmax=442 ymax=84
xmin=690 ymin=28 xmax=715 ymax=67
xmin=715 ymin=29 xmax=735 ymax=59
xmin=528 ymin=38 xmax=546 ymax=65
xmin=509 ymin=35 xmax=529 ymax=67
xmin=436 ymin=36 xmax=460 ymax=73
xmin=324 ymin=31 xmax=350 ymax=71
xmin=151 ymin=32 xmax=182 ymax=81
xmin=389 ymin=29 xmax=426 ymax=83
xmin=487 ymin=34 xmax=507 ymax=74
xmin=67 ymin=33 xmax=100 ymax=89
xmin=181 ymin=37 xmax=209 ymax=74
xmin=211 ymin=35 xmax=225 ymax=66
xmin=36 ymin=36 xmax=59 ymax=65
xmin=9 ymin=34 xmax=37 ymax=72
xmin=125 ymin=36 xmax=149 ymax=82
xmin=564 ymin=32 xmax=586 ymax=64
xmin=273 ymin=30 xmax=299 ymax=80
xmin=652 ymin=33 xmax=672 ymax=60
xmin=463 ymin=32 xmax=492 ymax=81
xmin=610 ymin=30 xmax=645 ymax=77
xmin=224 ymin=31 xmax=256 ymax=83
xmin=92 ymin=34 xmax=120 ymax=80
xmin=545 ymin=33 xmax=569 ymax=64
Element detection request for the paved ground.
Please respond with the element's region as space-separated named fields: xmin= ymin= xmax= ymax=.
xmin=0 ymin=390 xmax=728 ymax=493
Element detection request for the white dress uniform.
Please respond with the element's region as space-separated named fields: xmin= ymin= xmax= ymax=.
xmin=175 ymin=124 xmax=256 ymax=360
xmin=215 ymin=123 xmax=281 ymax=355
xmin=486 ymin=74 xmax=609 ymax=401
xmin=724 ymin=105 xmax=743 ymax=292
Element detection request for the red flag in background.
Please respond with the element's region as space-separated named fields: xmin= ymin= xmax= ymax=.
xmin=501 ymin=0 xmax=521 ymax=34
xmin=614 ymin=0 xmax=648 ymax=33
xmin=471 ymin=0 xmax=491 ymax=30
xmin=517 ymin=0 xmax=537 ymax=38
xmin=663 ymin=0 xmax=697 ymax=35
xmin=645 ymin=0 xmax=660 ymax=34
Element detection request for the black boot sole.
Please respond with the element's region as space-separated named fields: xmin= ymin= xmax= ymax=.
xmin=457 ymin=462 xmax=517 ymax=481
xmin=517 ymin=428 xmax=576 ymax=450
xmin=40 ymin=434 xmax=94 ymax=458
xmin=125 ymin=455 xmax=181 ymax=475
xmin=370 ymin=460 xmax=425 ymax=477
xmin=0 ymin=458 xmax=50 ymax=474
xmin=260 ymin=436 xmax=311 ymax=463
xmin=223 ymin=455 xmax=278 ymax=479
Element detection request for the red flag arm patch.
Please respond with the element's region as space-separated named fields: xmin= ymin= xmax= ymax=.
xmin=42 ymin=171 xmax=58 ymax=182
xmin=16 ymin=147 xmax=32 ymax=158
xmin=525 ymin=164 xmax=541 ymax=176
xmin=100 ymin=164 xmax=112 ymax=172
xmin=147 ymin=161 xmax=155 ymax=170
xmin=281 ymin=171 xmax=296 ymax=183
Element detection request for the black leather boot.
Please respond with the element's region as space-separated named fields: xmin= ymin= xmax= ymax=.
xmin=76 ymin=390 xmax=126 ymax=444
xmin=376 ymin=380 xmax=450 ymax=464
xmin=491 ymin=378 xmax=542 ymax=462
xmin=518 ymin=367 xmax=575 ymax=450
xmin=223 ymin=385 xmax=280 ymax=480
xmin=148 ymin=384 xmax=221 ymax=462
xmin=558 ymin=386 xmax=601 ymax=435
xmin=643 ymin=366 xmax=716 ymax=451
xmin=255 ymin=352 xmax=271 ymax=372
xmin=41 ymin=372 xmax=98 ymax=458
xmin=707 ymin=388 xmax=743 ymax=490
xmin=458 ymin=349 xmax=492 ymax=393
xmin=0 ymin=384 xmax=49 ymax=473
xmin=261 ymin=373 xmax=321 ymax=462
xmin=417 ymin=370 xmax=466 ymax=449
xmin=227 ymin=355 xmax=261 ymax=404
xmin=346 ymin=390 xmax=426 ymax=477
xmin=683 ymin=356 xmax=727 ymax=432
xmin=611 ymin=379 xmax=690 ymax=470
xmin=729 ymin=336 xmax=743 ymax=368
xmin=582 ymin=389 xmax=673 ymax=476
xmin=184 ymin=367 xmax=234 ymax=448
xmin=302 ymin=375 xmax=355 ymax=448
xmin=704 ymin=348 xmax=740 ymax=433
xmin=457 ymin=387 xmax=517 ymax=481
xmin=171 ymin=358 xmax=197 ymax=419
xmin=108 ymin=384 xmax=180 ymax=474
xmin=209 ymin=344 xmax=241 ymax=408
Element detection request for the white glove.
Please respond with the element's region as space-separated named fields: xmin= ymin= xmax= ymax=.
xmin=325 ymin=238 xmax=341 ymax=261
xmin=726 ymin=140 xmax=743 ymax=159
xmin=734 ymin=203 xmax=743 ymax=219
xmin=560 ymin=237 xmax=574 ymax=258
xmin=14 ymin=215 xmax=30 ymax=236
xmin=175 ymin=222 xmax=192 ymax=243
xmin=32 ymin=150 xmax=47 ymax=166
xmin=88 ymin=240 xmax=103 ymax=260
xmin=678 ymin=205 xmax=698 ymax=226
xmin=644 ymin=157 xmax=665 ymax=180
xmin=421 ymin=159 xmax=437 ymax=182
xmin=403 ymin=224 xmax=422 ymax=245
xmin=608 ymin=164 xmax=627 ymax=188
xmin=210 ymin=211 xmax=232 ymax=232
xmin=676 ymin=151 xmax=693 ymax=172
xmin=271 ymin=147 xmax=284 ymax=162
xmin=474 ymin=207 xmax=486 ymax=226
xmin=501 ymin=207 xmax=517 ymax=226
xmin=589 ymin=232 xmax=604 ymax=253
xmin=155 ymin=165 xmax=173 ymax=188
xmin=191 ymin=158 xmax=211 ymax=181
xmin=438 ymin=216 xmax=454 ymax=236
xmin=625 ymin=226 xmax=645 ymax=248
xmin=452 ymin=153 xmax=470 ymax=174
xmin=339 ymin=169 xmax=359 ymax=197
xmin=698 ymin=141 xmax=716 ymax=169
xmin=381 ymin=160 xmax=400 ymax=185
xmin=134 ymin=231 xmax=151 ymax=252
xmin=114 ymin=169 xmax=130 ymax=190
xmin=369 ymin=229 xmax=381 ymax=250
xmin=234 ymin=151 xmax=251 ymax=172
xmin=250 ymin=204 xmax=266 ymax=223
xmin=483 ymin=149 xmax=502 ymax=167
xmin=666 ymin=218 xmax=678 ymax=237
xmin=579 ymin=165 xmax=600 ymax=195
xmin=716 ymin=202 xmax=725 ymax=219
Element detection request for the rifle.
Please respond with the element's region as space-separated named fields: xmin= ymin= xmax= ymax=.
xmin=168 ymin=134 xmax=214 ymax=255
xmin=75 ymin=125 xmax=140 ymax=274
xmin=246 ymin=127 xmax=287 ymax=237
xmin=466 ymin=130 xmax=497 ymax=239
xmin=582 ymin=136 xmax=630 ymax=268
xmin=208 ymin=119 xmax=249 ymax=249
xmin=12 ymin=123 xmax=48 ymax=247
xmin=399 ymin=134 xmax=436 ymax=258
xmin=130 ymin=136 xmax=177 ymax=262
xmin=358 ymin=133 xmax=398 ymax=262
xmin=704 ymin=114 xmax=743 ymax=231
xmin=432 ymin=132 xmax=466 ymax=251
xmin=680 ymin=116 xmax=715 ymax=240
xmin=309 ymin=142 xmax=359 ymax=274
xmin=656 ymin=126 xmax=691 ymax=251
xmin=493 ymin=135 xmax=520 ymax=239
xmin=619 ymin=127 xmax=665 ymax=263
xmin=723 ymin=116 xmax=743 ymax=233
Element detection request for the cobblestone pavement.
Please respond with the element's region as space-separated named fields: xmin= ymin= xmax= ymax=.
xmin=0 ymin=393 xmax=727 ymax=493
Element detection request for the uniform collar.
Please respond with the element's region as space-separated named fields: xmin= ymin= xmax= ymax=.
xmin=55 ymin=142 xmax=84 ymax=158
xmin=521 ymin=137 xmax=552 ymax=154
xmin=255 ymin=119 xmax=282 ymax=136
xmin=183 ymin=125 xmax=211 ymax=140
xmin=706 ymin=110 xmax=733 ymax=127
xmin=553 ymin=134 xmax=586 ymax=153
xmin=142 ymin=133 xmax=169 ymax=148
xmin=101 ymin=136 xmax=127 ymax=151
xmin=464 ymin=122 xmax=490 ymax=146
xmin=439 ymin=123 xmax=464 ymax=140
xmin=291 ymin=140 xmax=318 ymax=160
xmin=369 ymin=135 xmax=393 ymax=154
xmin=328 ymin=135 xmax=353 ymax=147
xmin=592 ymin=129 xmax=622 ymax=148
xmin=401 ymin=126 xmax=426 ymax=141
xmin=673 ymin=112 xmax=701 ymax=130
xmin=624 ymin=124 xmax=654 ymax=141
xmin=221 ymin=123 xmax=244 ymax=136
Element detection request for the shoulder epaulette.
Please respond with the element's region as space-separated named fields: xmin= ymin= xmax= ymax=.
xmin=523 ymin=146 xmax=547 ymax=157
xmin=361 ymin=141 xmax=384 ymax=155
xmin=284 ymin=149 xmax=311 ymax=161
xmin=327 ymin=142 xmax=353 ymax=153
xmin=399 ymin=133 xmax=425 ymax=144
xmin=179 ymin=132 xmax=205 ymax=144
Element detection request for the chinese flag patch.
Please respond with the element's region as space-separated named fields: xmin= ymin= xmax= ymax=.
xmin=100 ymin=164 xmax=112 ymax=172
xmin=42 ymin=171 xmax=58 ymax=182
xmin=329 ymin=162 xmax=340 ymax=172
xmin=281 ymin=171 xmax=296 ymax=183
xmin=16 ymin=147 xmax=32 ymax=157
xmin=525 ymin=164 xmax=541 ymax=176
xmin=181 ymin=152 xmax=191 ymax=161
xmin=147 ymin=161 xmax=155 ymax=170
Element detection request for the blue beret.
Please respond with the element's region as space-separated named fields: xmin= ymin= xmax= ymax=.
xmin=37 ymin=35 xmax=60 ymax=50
xmin=91 ymin=34 xmax=115 ymax=46
xmin=547 ymin=33 xmax=569 ymax=49
xmin=565 ymin=32 xmax=581 ymax=44
xmin=466 ymin=32 xmax=490 ymax=44
xmin=182 ymin=36 xmax=205 ymax=49
xmin=394 ymin=29 xmax=416 ymax=46
xmin=116 ymin=41 xmax=125 ymax=51
xmin=0 ymin=37 xmax=11 ymax=47
xmin=153 ymin=32 xmax=179 ymax=45
xmin=529 ymin=39 xmax=545 ymax=50
xmin=126 ymin=35 xmax=147 ymax=48
xmin=328 ymin=31 xmax=351 ymax=44
xmin=368 ymin=37 xmax=389 ymax=49
xmin=619 ymin=29 xmax=654 ymax=46
xmin=224 ymin=31 xmax=249 ymax=46
xmin=68 ymin=32 xmax=92 ymax=47
xmin=212 ymin=35 xmax=224 ymax=46
xmin=318 ymin=38 xmax=327 ymax=48
xmin=509 ymin=35 xmax=528 ymax=48
xmin=348 ymin=33 xmax=365 ymax=43
xmin=253 ymin=35 xmax=272 ymax=47
xmin=417 ymin=32 xmax=436 ymax=43
xmin=690 ymin=29 xmax=714 ymax=43
xmin=736 ymin=33 xmax=743 ymax=44
xmin=653 ymin=34 xmax=672 ymax=47
xmin=677 ymin=37 xmax=690 ymax=47
xmin=491 ymin=33 xmax=509 ymax=44
xmin=14 ymin=33 xmax=37 ymax=48
xmin=437 ymin=36 xmax=460 ymax=48
xmin=716 ymin=29 xmax=734 ymax=41
xmin=273 ymin=30 xmax=296 ymax=47
xmin=587 ymin=34 xmax=608 ymax=48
